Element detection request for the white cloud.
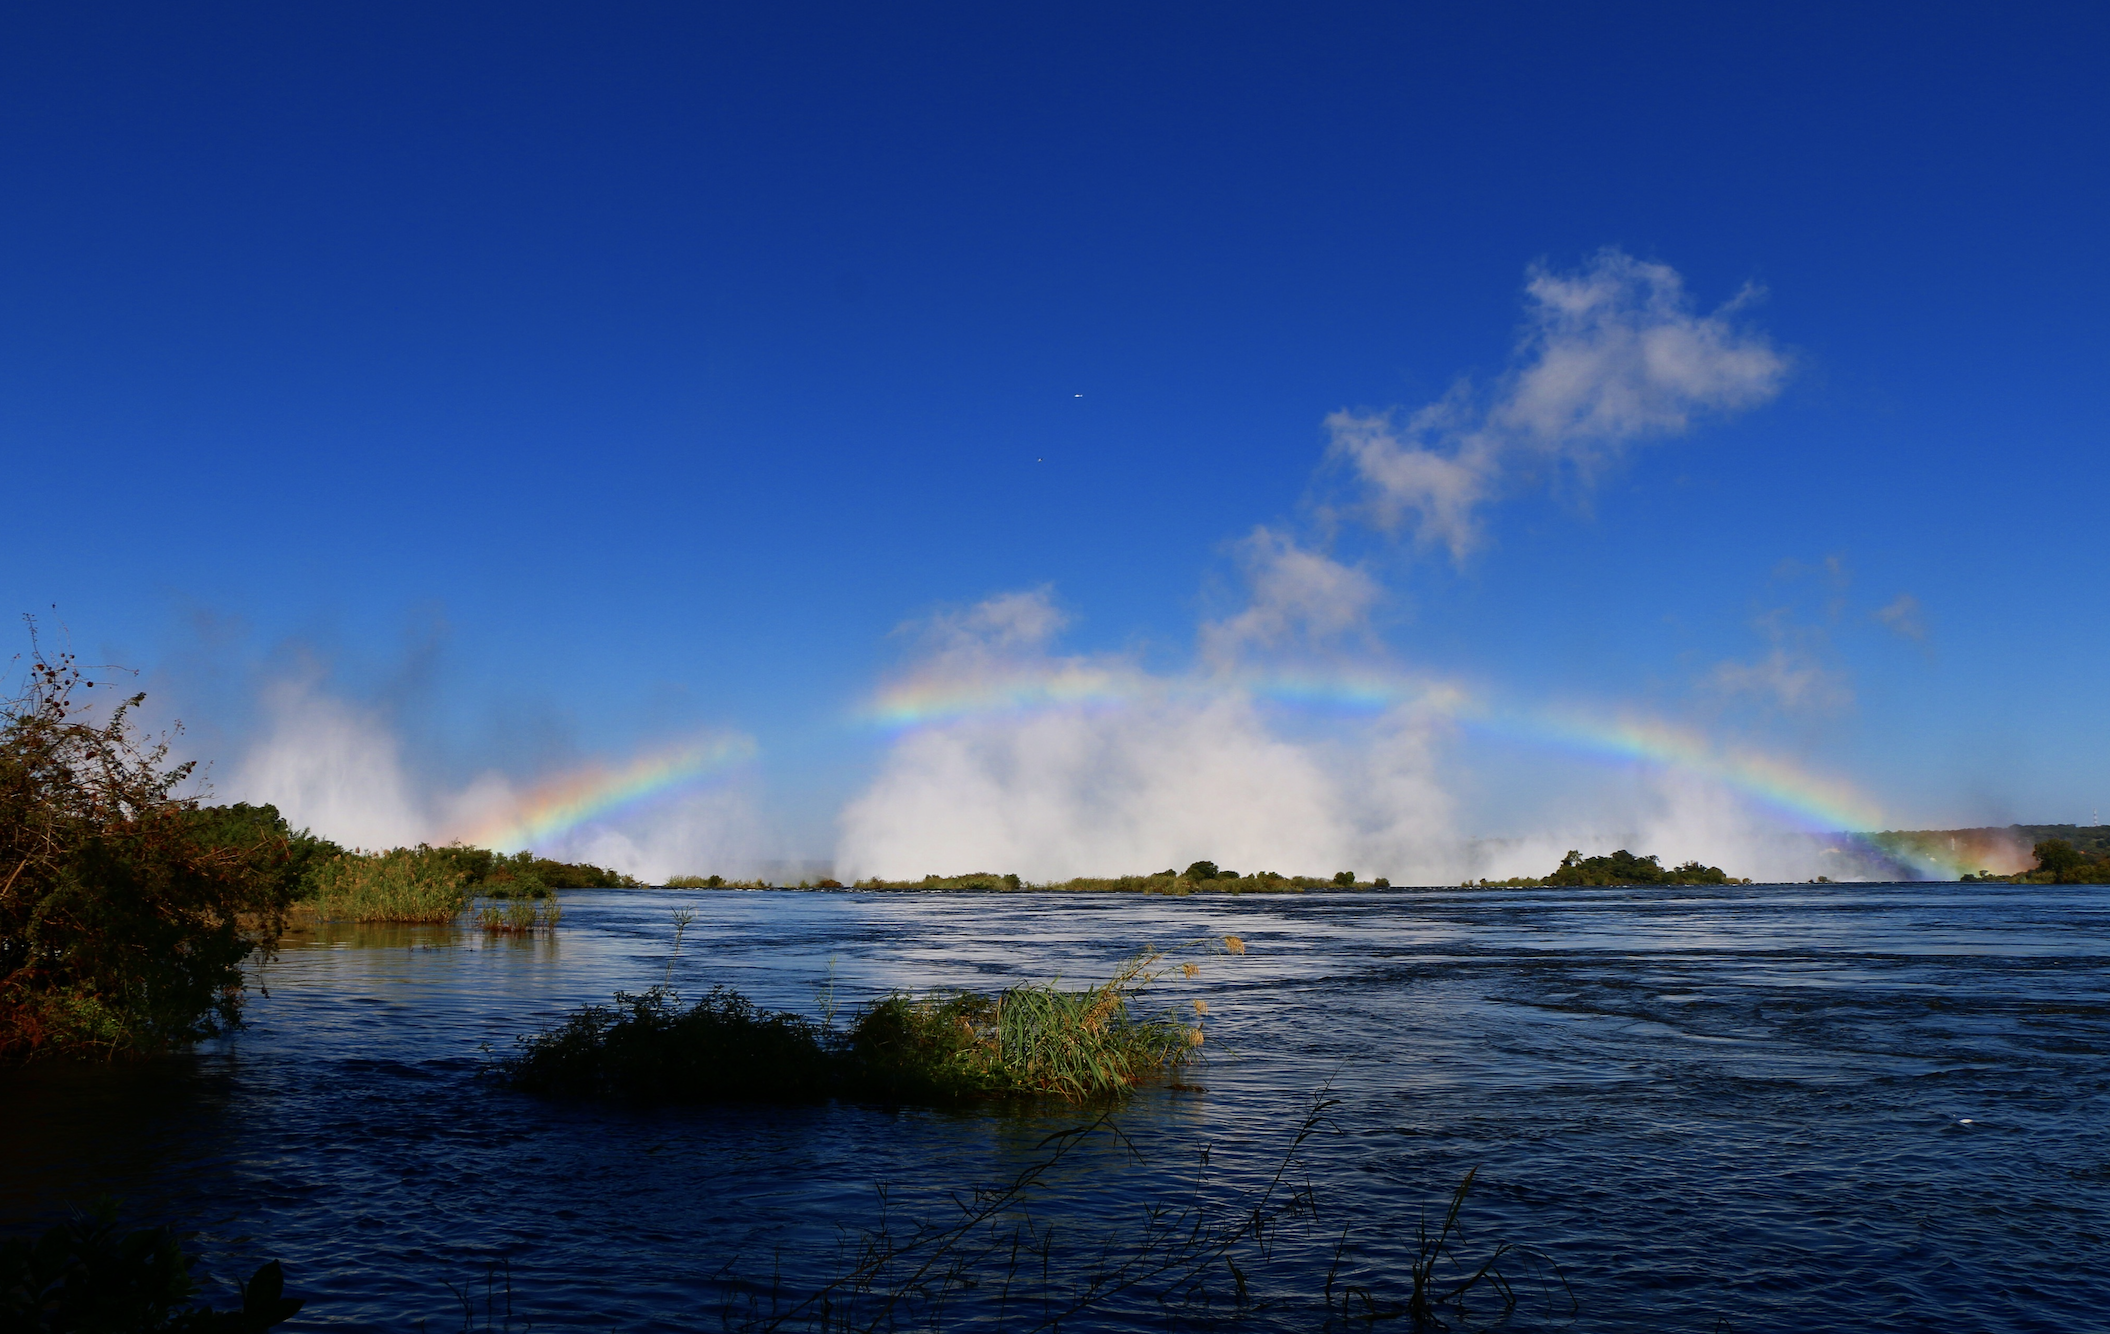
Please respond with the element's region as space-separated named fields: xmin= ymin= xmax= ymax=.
xmin=1498 ymin=253 xmax=1786 ymax=447
xmin=926 ymin=586 xmax=1069 ymax=654
xmin=1199 ymin=527 xmax=1384 ymax=665
xmin=1332 ymin=249 xmax=1788 ymax=559
xmin=1325 ymin=403 xmax=1500 ymax=561
xmin=1875 ymin=593 xmax=1928 ymax=642
xmin=1706 ymin=645 xmax=1853 ymax=714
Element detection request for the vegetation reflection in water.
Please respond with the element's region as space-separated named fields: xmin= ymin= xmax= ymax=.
xmin=692 ymin=1095 xmax=1568 ymax=1334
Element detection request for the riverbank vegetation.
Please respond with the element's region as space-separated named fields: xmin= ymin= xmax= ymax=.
xmin=0 ymin=622 xmax=638 ymax=1060
xmin=0 ymin=633 xmax=306 ymax=1062
xmin=496 ymin=948 xmax=1214 ymax=1105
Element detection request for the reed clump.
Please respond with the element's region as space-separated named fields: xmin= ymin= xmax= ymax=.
xmin=473 ymin=899 xmax=562 ymax=934
xmin=496 ymin=951 xmax=1207 ymax=1105
xmin=847 ymin=952 xmax=1197 ymax=1101
xmin=300 ymin=848 xmax=468 ymax=923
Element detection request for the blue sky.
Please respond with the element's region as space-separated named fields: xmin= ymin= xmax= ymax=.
xmin=4 ymin=4 xmax=2105 ymax=878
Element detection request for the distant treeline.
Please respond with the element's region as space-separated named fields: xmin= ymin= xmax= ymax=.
xmin=1469 ymin=848 xmax=1742 ymax=889
xmin=666 ymin=861 xmax=1388 ymax=894
xmin=1863 ymin=823 xmax=2098 ymax=878
xmin=1963 ymin=838 xmax=2110 ymax=884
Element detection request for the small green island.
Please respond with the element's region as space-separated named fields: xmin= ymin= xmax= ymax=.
xmin=1469 ymin=848 xmax=1743 ymax=888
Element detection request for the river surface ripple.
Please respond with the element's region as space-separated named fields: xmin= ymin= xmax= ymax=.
xmin=4 ymin=884 xmax=2106 ymax=1331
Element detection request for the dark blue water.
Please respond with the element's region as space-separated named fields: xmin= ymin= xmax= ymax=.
xmin=4 ymin=885 xmax=2106 ymax=1331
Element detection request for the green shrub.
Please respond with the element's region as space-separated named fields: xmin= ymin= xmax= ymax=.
xmin=0 ymin=1207 xmax=301 ymax=1331
xmin=497 ymin=986 xmax=838 ymax=1102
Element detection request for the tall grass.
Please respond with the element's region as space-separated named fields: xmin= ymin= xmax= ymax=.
xmin=301 ymin=848 xmax=468 ymax=923
xmin=848 ymin=952 xmax=1198 ymax=1101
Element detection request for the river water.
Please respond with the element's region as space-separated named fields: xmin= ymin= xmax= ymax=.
xmin=3 ymin=884 xmax=2106 ymax=1332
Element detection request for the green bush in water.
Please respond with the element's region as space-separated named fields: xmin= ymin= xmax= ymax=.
xmin=496 ymin=953 xmax=1204 ymax=1105
xmin=497 ymin=986 xmax=838 ymax=1102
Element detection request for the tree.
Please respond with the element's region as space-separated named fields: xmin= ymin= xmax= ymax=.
xmin=0 ymin=626 xmax=297 ymax=1061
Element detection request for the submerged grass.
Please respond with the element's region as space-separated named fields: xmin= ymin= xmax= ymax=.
xmin=495 ymin=948 xmax=1214 ymax=1105
xmin=708 ymin=1092 xmax=1569 ymax=1333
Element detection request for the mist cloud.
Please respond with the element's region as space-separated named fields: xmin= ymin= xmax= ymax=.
xmin=838 ymin=589 xmax=1458 ymax=882
xmin=229 ymin=679 xmax=427 ymax=850
xmin=221 ymin=673 xmax=761 ymax=881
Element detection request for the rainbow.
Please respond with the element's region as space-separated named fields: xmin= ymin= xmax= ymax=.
xmin=861 ymin=662 xmax=1981 ymax=877
xmin=866 ymin=662 xmax=1136 ymax=730
xmin=458 ymin=736 xmax=755 ymax=851
xmin=1457 ymin=706 xmax=1886 ymax=831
